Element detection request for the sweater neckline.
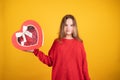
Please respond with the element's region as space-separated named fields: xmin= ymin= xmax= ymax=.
xmin=62 ymin=38 xmax=75 ymax=41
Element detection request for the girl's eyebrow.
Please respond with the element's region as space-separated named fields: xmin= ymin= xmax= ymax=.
xmin=64 ymin=23 xmax=67 ymax=26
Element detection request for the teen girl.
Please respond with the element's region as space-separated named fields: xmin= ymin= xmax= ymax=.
xmin=29 ymin=14 xmax=90 ymax=80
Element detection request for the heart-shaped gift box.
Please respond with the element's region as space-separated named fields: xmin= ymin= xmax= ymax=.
xmin=12 ymin=20 xmax=43 ymax=50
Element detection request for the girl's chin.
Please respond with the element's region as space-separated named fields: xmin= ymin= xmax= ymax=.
xmin=65 ymin=32 xmax=72 ymax=35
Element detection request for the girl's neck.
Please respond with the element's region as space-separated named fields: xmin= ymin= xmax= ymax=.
xmin=64 ymin=35 xmax=73 ymax=39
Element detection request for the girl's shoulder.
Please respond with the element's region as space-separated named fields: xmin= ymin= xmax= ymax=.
xmin=53 ymin=38 xmax=59 ymax=43
xmin=74 ymin=38 xmax=83 ymax=44
xmin=52 ymin=38 xmax=60 ymax=45
xmin=74 ymin=39 xmax=85 ymax=48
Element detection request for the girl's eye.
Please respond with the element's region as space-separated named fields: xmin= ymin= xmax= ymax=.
xmin=71 ymin=24 xmax=74 ymax=27
xmin=64 ymin=24 xmax=68 ymax=26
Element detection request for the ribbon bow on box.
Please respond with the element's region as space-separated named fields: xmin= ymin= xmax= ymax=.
xmin=16 ymin=26 xmax=33 ymax=46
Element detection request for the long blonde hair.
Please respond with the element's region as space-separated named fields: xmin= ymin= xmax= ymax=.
xmin=58 ymin=14 xmax=82 ymax=42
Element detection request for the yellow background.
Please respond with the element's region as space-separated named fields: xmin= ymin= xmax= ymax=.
xmin=0 ymin=0 xmax=120 ymax=80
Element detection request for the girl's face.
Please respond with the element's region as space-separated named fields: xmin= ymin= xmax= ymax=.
xmin=64 ymin=18 xmax=74 ymax=37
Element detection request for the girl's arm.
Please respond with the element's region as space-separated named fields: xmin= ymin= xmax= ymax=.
xmin=33 ymin=39 xmax=57 ymax=67
xmin=81 ymin=43 xmax=90 ymax=80
xmin=33 ymin=49 xmax=53 ymax=67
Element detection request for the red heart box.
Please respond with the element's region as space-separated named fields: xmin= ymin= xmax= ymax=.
xmin=12 ymin=20 xmax=43 ymax=50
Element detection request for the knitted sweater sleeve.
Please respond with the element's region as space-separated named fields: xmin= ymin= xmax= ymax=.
xmin=81 ymin=42 xmax=90 ymax=80
xmin=33 ymin=40 xmax=57 ymax=67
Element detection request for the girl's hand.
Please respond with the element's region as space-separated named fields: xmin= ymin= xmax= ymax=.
xmin=23 ymin=50 xmax=34 ymax=53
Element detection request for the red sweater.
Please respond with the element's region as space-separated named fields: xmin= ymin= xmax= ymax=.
xmin=33 ymin=38 xmax=90 ymax=80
